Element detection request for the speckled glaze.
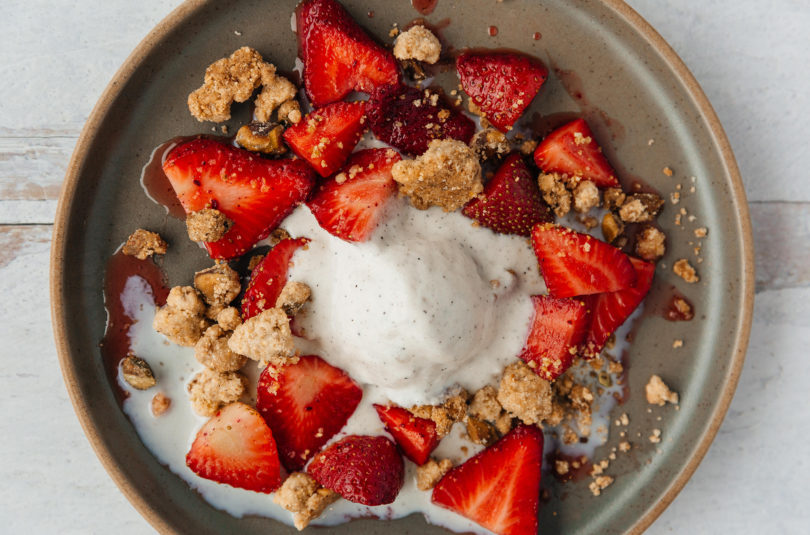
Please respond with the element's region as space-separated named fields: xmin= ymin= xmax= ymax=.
xmin=51 ymin=1 xmax=753 ymax=534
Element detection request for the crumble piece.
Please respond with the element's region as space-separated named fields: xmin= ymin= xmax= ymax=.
xmin=410 ymin=405 xmax=455 ymax=436
xmin=416 ymin=458 xmax=453 ymax=491
xmin=254 ymin=67 xmax=298 ymax=123
xmin=672 ymin=339 xmax=683 ymax=348
xmin=602 ymin=187 xmax=626 ymax=211
xmin=393 ymin=25 xmax=441 ymax=64
xmin=186 ymin=208 xmax=232 ymax=242
xmin=228 ymin=308 xmax=296 ymax=367
xmin=443 ymin=388 xmax=470 ymax=422
xmin=391 ymin=139 xmax=483 ymax=212
xmin=122 ymin=229 xmax=167 ymax=260
xmin=555 ymin=459 xmax=570 ymax=476
xmin=121 ymin=355 xmax=156 ymax=390
xmin=187 ymin=369 xmax=247 ymax=417
xmin=578 ymin=215 xmax=598 ymax=230
xmin=589 ymin=475 xmax=614 ymax=496
xmin=469 ymin=385 xmax=502 ymax=422
xmin=497 ymin=361 xmax=552 ymax=425
xmin=278 ymin=99 xmax=302 ymax=125
xmin=538 ymin=172 xmax=572 ymax=217
xmin=694 ymin=227 xmax=708 ymax=238
xmin=151 ymin=392 xmax=171 ymax=416
xmin=669 ymin=297 xmax=694 ymax=321
xmin=601 ymin=212 xmax=624 ymax=243
xmin=275 ymin=281 xmax=311 ymax=317
xmin=235 ymin=121 xmax=286 ymax=155
xmin=273 ymin=472 xmax=340 ymax=531
xmin=618 ymin=441 xmax=631 ymax=452
xmin=649 ymin=429 xmax=662 ymax=444
xmin=662 ymin=166 xmax=673 ymax=177
xmin=194 ymin=263 xmax=241 ymax=307
xmin=645 ymin=375 xmax=679 ymax=406
xmin=466 ymin=417 xmax=497 ymax=446
xmin=268 ymin=228 xmax=292 ymax=247
xmin=216 ymin=306 xmax=242 ymax=331
xmin=673 ymin=258 xmax=699 ymax=283
xmin=469 ymin=128 xmax=510 ymax=160
xmin=618 ymin=193 xmax=664 ymax=223
xmin=572 ymin=180 xmax=600 ymax=213
xmin=494 ymin=411 xmax=514 ymax=435
xmin=248 ymin=254 xmax=265 ymax=272
xmin=194 ymin=324 xmax=248 ymax=372
xmin=153 ymin=286 xmax=209 ymax=347
xmin=635 ymin=225 xmax=666 ymax=261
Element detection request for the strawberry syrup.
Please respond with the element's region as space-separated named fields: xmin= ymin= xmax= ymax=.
xmin=411 ymin=0 xmax=438 ymax=15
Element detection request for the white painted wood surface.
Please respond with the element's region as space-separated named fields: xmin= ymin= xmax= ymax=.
xmin=0 ymin=0 xmax=807 ymax=533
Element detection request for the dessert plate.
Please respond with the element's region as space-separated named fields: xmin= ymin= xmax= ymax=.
xmin=51 ymin=0 xmax=753 ymax=533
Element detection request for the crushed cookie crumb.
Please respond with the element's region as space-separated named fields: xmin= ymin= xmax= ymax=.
xmin=186 ymin=208 xmax=233 ymax=242
xmin=276 ymin=281 xmax=311 ymax=316
xmin=416 ymin=459 xmax=453 ymax=491
xmin=278 ymin=99 xmax=303 ymax=125
xmin=694 ymin=227 xmax=708 ymax=238
xmin=538 ymin=172 xmax=572 ymax=217
xmin=194 ymin=263 xmax=241 ymax=308
xmin=649 ymin=429 xmax=662 ymax=444
xmin=393 ymin=25 xmax=441 ymax=64
xmin=673 ymin=258 xmax=699 ymax=283
xmin=469 ymin=385 xmax=502 ymax=422
xmin=662 ymin=166 xmax=673 ymax=177
xmin=153 ymin=286 xmax=209 ymax=347
xmin=122 ymin=229 xmax=168 ymax=260
xmin=589 ymin=475 xmax=614 ymax=496
xmin=187 ymin=370 xmax=247 ymax=417
xmin=195 ymin=324 xmax=247 ymax=372
xmin=497 ymin=361 xmax=552 ymax=425
xmin=151 ymin=392 xmax=171 ymax=416
xmin=228 ymin=308 xmax=296 ymax=368
xmin=410 ymin=404 xmax=456 ymax=436
xmin=618 ymin=193 xmax=664 ymax=223
xmin=469 ymin=128 xmax=509 ymax=160
xmin=635 ymin=225 xmax=666 ymax=261
xmin=274 ymin=472 xmax=340 ymax=531
xmin=572 ymin=180 xmax=600 ymax=213
xmin=672 ymin=339 xmax=683 ymax=348
xmin=645 ymin=375 xmax=679 ymax=406
xmin=602 ymin=187 xmax=626 ymax=212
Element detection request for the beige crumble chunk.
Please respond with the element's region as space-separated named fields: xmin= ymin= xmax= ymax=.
xmin=151 ymin=392 xmax=171 ymax=416
xmin=635 ymin=225 xmax=666 ymax=261
xmin=410 ymin=404 xmax=455 ymax=436
xmin=538 ymin=172 xmax=572 ymax=217
xmin=393 ymin=25 xmax=441 ymax=64
xmin=273 ymin=472 xmax=340 ymax=531
xmin=228 ymin=308 xmax=296 ymax=367
xmin=416 ymin=459 xmax=453 ymax=491
xmin=589 ymin=475 xmax=614 ymax=496
xmin=122 ymin=229 xmax=168 ymax=260
xmin=186 ymin=208 xmax=233 ymax=242
xmin=194 ymin=324 xmax=248 ymax=372
xmin=494 ymin=411 xmax=514 ymax=435
xmin=187 ymin=369 xmax=247 ymax=417
xmin=672 ymin=339 xmax=683 ymax=348
xmin=573 ymin=180 xmax=600 ymax=213
xmin=194 ymin=263 xmax=241 ymax=308
xmin=469 ymin=385 xmax=502 ymax=422
xmin=555 ymin=459 xmax=570 ymax=476
xmin=153 ymin=286 xmax=209 ymax=347
xmin=216 ymin=306 xmax=242 ymax=331
xmin=519 ymin=138 xmax=538 ymax=156
xmin=392 ymin=139 xmax=483 ymax=212
xmin=645 ymin=375 xmax=679 ymax=406
xmin=443 ymin=388 xmax=470 ymax=422
xmin=469 ymin=128 xmax=510 ymax=160
xmin=618 ymin=193 xmax=664 ymax=223
xmin=497 ymin=360 xmax=552 ymax=425
xmin=673 ymin=258 xmax=699 ymax=283
xmin=235 ymin=121 xmax=286 ymax=155
xmin=121 ymin=355 xmax=157 ymax=390
xmin=254 ymin=67 xmax=298 ymax=123
xmin=602 ymin=187 xmax=626 ymax=211
xmin=618 ymin=440 xmax=631 ymax=452
xmin=649 ymin=429 xmax=662 ymax=444
xmin=276 ymin=281 xmax=311 ymax=317
xmin=278 ymin=99 xmax=303 ymax=125
xmin=670 ymin=296 xmax=694 ymax=321
xmin=694 ymin=227 xmax=708 ymax=238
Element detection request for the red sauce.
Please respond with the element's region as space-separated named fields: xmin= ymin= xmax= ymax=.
xmin=552 ymin=65 xmax=626 ymax=144
xmin=529 ymin=111 xmax=582 ymax=139
xmin=411 ymin=0 xmax=438 ymax=15
xmin=140 ymin=137 xmax=190 ymax=219
xmin=548 ymin=452 xmax=593 ymax=483
xmin=533 ymin=32 xmax=542 ymax=41
xmin=488 ymin=25 xmax=499 ymax=37
xmin=367 ymin=10 xmax=374 ymax=18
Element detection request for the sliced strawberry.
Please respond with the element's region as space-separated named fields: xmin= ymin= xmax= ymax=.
xmin=185 ymin=402 xmax=282 ymax=493
xmin=366 ymin=84 xmax=475 ymax=155
xmin=531 ymin=223 xmax=636 ymax=297
xmin=296 ymin=0 xmax=400 ymax=107
xmin=256 ymin=355 xmax=362 ymax=471
xmin=533 ymin=118 xmax=619 ymax=188
xmin=283 ymin=101 xmax=367 ymax=177
xmin=241 ymin=238 xmax=309 ymax=320
xmin=582 ymin=257 xmax=655 ymax=358
xmin=519 ymin=295 xmax=589 ymax=381
xmin=462 ymin=152 xmax=552 ymax=236
xmin=163 ymin=138 xmax=315 ymax=260
xmin=373 ymin=404 xmax=440 ymax=466
xmin=432 ymin=424 xmax=543 ymax=535
xmin=308 ymin=435 xmax=404 ymax=505
xmin=307 ymin=148 xmax=401 ymax=242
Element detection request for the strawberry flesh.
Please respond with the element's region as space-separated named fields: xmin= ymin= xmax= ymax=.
xmin=241 ymin=237 xmax=309 ymax=320
xmin=373 ymin=404 xmax=441 ymax=466
xmin=533 ymin=118 xmax=619 ymax=188
xmin=519 ymin=295 xmax=589 ymax=381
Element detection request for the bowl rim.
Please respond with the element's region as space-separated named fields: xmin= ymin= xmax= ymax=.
xmin=50 ymin=0 xmax=754 ymax=533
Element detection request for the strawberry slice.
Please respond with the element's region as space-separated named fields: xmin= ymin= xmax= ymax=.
xmin=241 ymin=237 xmax=309 ymax=320
xmin=432 ymin=424 xmax=544 ymax=535
xmin=581 ymin=257 xmax=655 ymax=358
xmin=185 ymin=402 xmax=282 ymax=493
xmin=366 ymin=84 xmax=475 ymax=155
xmin=307 ymin=148 xmax=401 ymax=242
xmin=308 ymin=435 xmax=404 ymax=505
xmin=462 ymin=152 xmax=552 ymax=236
xmin=531 ymin=222 xmax=636 ymax=297
xmin=163 ymin=138 xmax=315 ymax=260
xmin=256 ymin=355 xmax=362 ymax=471
xmin=373 ymin=404 xmax=441 ymax=466
xmin=283 ymin=101 xmax=367 ymax=177
xmin=296 ymin=0 xmax=400 ymax=107
xmin=519 ymin=295 xmax=589 ymax=381
xmin=533 ymin=118 xmax=619 ymax=188
xmin=456 ymin=51 xmax=548 ymax=132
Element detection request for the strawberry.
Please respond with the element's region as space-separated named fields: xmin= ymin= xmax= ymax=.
xmin=581 ymin=257 xmax=655 ymax=358
xmin=519 ymin=295 xmax=589 ymax=381
xmin=163 ymin=138 xmax=315 ymax=260
xmin=456 ymin=51 xmax=548 ymax=132
xmin=256 ymin=355 xmax=363 ymax=471
xmin=533 ymin=118 xmax=619 ymax=188
xmin=308 ymin=435 xmax=404 ymax=506
xmin=530 ymin=223 xmax=636 ymax=297
xmin=296 ymin=0 xmax=400 ymax=107
xmin=241 ymin=238 xmax=309 ymax=320
xmin=462 ymin=152 xmax=552 ymax=236
xmin=307 ymin=148 xmax=401 ymax=242
xmin=366 ymin=84 xmax=475 ymax=155
xmin=185 ymin=402 xmax=282 ymax=493
xmin=373 ymin=404 xmax=440 ymax=466
xmin=432 ymin=424 xmax=544 ymax=535
xmin=283 ymin=101 xmax=367 ymax=177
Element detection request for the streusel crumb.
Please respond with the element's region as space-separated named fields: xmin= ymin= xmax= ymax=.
xmin=469 ymin=128 xmax=510 ymax=160
xmin=393 ymin=25 xmax=441 ymax=64
xmin=122 ymin=229 xmax=167 ymax=260
xmin=497 ymin=361 xmax=552 ymax=425
xmin=187 ymin=370 xmax=247 ymax=417
xmin=572 ymin=180 xmax=600 ymax=213
xmin=153 ymin=286 xmax=209 ymax=347
xmin=254 ymin=66 xmax=298 ymax=123
xmin=194 ymin=324 xmax=248 ymax=372
xmin=275 ymin=281 xmax=311 ymax=317
xmin=635 ymin=225 xmax=666 ymax=261
xmin=186 ymin=208 xmax=232 ymax=242
xmin=410 ymin=405 xmax=455 ymax=436
xmin=602 ymin=187 xmax=626 ymax=211
xmin=151 ymin=392 xmax=171 ymax=416
xmin=121 ymin=355 xmax=156 ymax=390
xmin=538 ymin=172 xmax=572 ymax=217
xmin=443 ymin=388 xmax=470 ymax=422
xmin=416 ymin=458 xmax=453 ymax=491
xmin=273 ymin=472 xmax=340 ymax=531
xmin=278 ymin=99 xmax=303 ymax=125
xmin=216 ymin=306 xmax=242 ymax=331
xmin=589 ymin=475 xmax=614 ymax=496
xmin=673 ymin=258 xmax=699 ymax=283
xmin=469 ymin=385 xmax=502 ymax=422
xmin=194 ymin=263 xmax=241 ymax=307
xmin=494 ymin=411 xmax=514 ymax=435
xmin=618 ymin=193 xmax=664 ymax=223
xmin=228 ymin=308 xmax=296 ymax=367
xmin=645 ymin=375 xmax=679 ymax=406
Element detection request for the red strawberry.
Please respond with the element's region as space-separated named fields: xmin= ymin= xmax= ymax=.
xmin=241 ymin=238 xmax=309 ymax=320
xmin=307 ymin=148 xmax=401 ymax=242
xmin=462 ymin=152 xmax=552 ymax=236
xmin=296 ymin=0 xmax=400 ymax=107
xmin=533 ymin=118 xmax=619 ymax=188
xmin=256 ymin=355 xmax=362 ymax=471
xmin=432 ymin=424 xmax=544 ymax=535
xmin=283 ymin=101 xmax=367 ymax=177
xmin=163 ymin=138 xmax=315 ymax=260
xmin=531 ymin=223 xmax=636 ymax=297
xmin=456 ymin=51 xmax=548 ymax=132
xmin=373 ymin=404 xmax=440 ymax=466
xmin=581 ymin=257 xmax=655 ymax=358
xmin=308 ymin=435 xmax=404 ymax=505
xmin=519 ymin=295 xmax=589 ymax=381
xmin=185 ymin=402 xmax=282 ymax=493
xmin=366 ymin=84 xmax=475 ymax=155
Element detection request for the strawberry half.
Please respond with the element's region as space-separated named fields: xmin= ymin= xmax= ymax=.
xmin=308 ymin=435 xmax=404 ymax=506
xmin=163 ymin=138 xmax=315 ymax=259
xmin=519 ymin=295 xmax=589 ymax=381
xmin=256 ymin=355 xmax=362 ymax=471
xmin=296 ymin=0 xmax=400 ymax=107
xmin=241 ymin=237 xmax=309 ymax=320
xmin=366 ymin=84 xmax=475 ymax=155
xmin=456 ymin=51 xmax=548 ymax=132
xmin=533 ymin=118 xmax=619 ymax=188
xmin=531 ymin=223 xmax=636 ymax=297
xmin=462 ymin=152 xmax=552 ymax=236
xmin=185 ymin=402 xmax=282 ymax=493
xmin=283 ymin=101 xmax=367 ymax=177
xmin=307 ymin=148 xmax=401 ymax=242
xmin=432 ymin=424 xmax=544 ymax=535
xmin=373 ymin=404 xmax=441 ymax=466
xmin=581 ymin=257 xmax=655 ymax=358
